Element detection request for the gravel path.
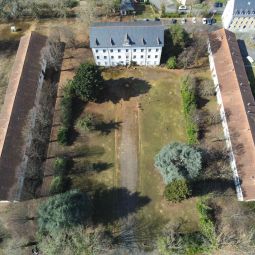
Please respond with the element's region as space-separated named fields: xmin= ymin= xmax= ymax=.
xmin=119 ymin=99 xmax=139 ymax=213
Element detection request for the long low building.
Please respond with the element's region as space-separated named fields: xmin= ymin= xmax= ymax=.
xmin=0 ymin=32 xmax=47 ymax=201
xmin=208 ymin=28 xmax=255 ymax=201
xmin=90 ymin=21 xmax=164 ymax=67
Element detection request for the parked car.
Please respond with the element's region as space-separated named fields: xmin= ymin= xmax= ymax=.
xmin=192 ymin=17 xmax=196 ymax=24
xmin=178 ymin=5 xmax=187 ymax=10
xmin=202 ymin=18 xmax=207 ymax=24
xmin=181 ymin=18 xmax=186 ymax=24
xmin=247 ymin=56 xmax=254 ymax=64
xmin=207 ymin=18 xmax=213 ymax=25
xmin=155 ymin=17 xmax=160 ymax=21
xmin=214 ymin=2 xmax=223 ymax=7
xmin=172 ymin=19 xmax=177 ymax=24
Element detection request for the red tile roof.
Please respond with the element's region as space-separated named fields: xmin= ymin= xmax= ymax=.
xmin=209 ymin=28 xmax=255 ymax=201
xmin=0 ymin=32 xmax=47 ymax=201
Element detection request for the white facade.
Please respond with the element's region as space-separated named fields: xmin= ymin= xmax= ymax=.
xmin=92 ymin=46 xmax=162 ymax=67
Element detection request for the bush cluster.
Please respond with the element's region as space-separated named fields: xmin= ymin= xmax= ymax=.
xmin=164 ymin=179 xmax=191 ymax=202
xmin=196 ymin=198 xmax=218 ymax=249
xmin=181 ymin=76 xmax=198 ymax=144
xmin=57 ymin=63 xmax=103 ymax=145
xmin=50 ymin=156 xmax=72 ymax=195
xmin=166 ymin=56 xmax=177 ymax=69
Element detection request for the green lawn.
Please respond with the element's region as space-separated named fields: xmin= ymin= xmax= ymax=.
xmin=138 ymin=69 xmax=199 ymax=232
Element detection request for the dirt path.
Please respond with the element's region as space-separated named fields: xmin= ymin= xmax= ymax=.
xmin=117 ymin=98 xmax=139 ymax=214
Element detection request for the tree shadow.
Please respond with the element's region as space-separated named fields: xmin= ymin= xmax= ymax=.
xmin=238 ymin=39 xmax=255 ymax=95
xmin=98 ymin=77 xmax=151 ymax=104
xmin=190 ymin=178 xmax=235 ymax=197
xmin=70 ymin=161 xmax=113 ymax=175
xmin=0 ymin=40 xmax=19 ymax=56
xmin=94 ymin=120 xmax=122 ymax=135
xmin=58 ymin=145 xmax=105 ymax=159
xmin=93 ymin=187 xmax=151 ymax=225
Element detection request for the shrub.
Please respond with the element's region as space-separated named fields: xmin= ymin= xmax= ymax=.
xmin=164 ymin=179 xmax=191 ymax=202
xmin=60 ymin=95 xmax=73 ymax=128
xmin=166 ymin=56 xmax=177 ymax=69
xmin=64 ymin=0 xmax=79 ymax=8
xmin=154 ymin=142 xmax=202 ymax=184
xmin=72 ymin=63 xmax=104 ymax=101
xmin=57 ymin=127 xmax=69 ymax=145
xmin=54 ymin=157 xmax=69 ymax=176
xmin=37 ymin=190 xmax=92 ymax=234
xmin=181 ymin=76 xmax=198 ymax=144
xmin=197 ymin=198 xmax=218 ymax=249
xmin=76 ymin=113 xmax=96 ymax=132
xmin=49 ymin=176 xmax=71 ymax=195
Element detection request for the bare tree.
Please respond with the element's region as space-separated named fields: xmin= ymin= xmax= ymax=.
xmin=41 ymin=36 xmax=63 ymax=71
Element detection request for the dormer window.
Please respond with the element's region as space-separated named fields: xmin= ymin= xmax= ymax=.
xmin=241 ymin=10 xmax=245 ymax=14
xmin=236 ymin=10 xmax=240 ymax=15
xmin=95 ymin=38 xmax=100 ymax=46
xmin=123 ymin=33 xmax=131 ymax=46
xmin=247 ymin=11 xmax=250 ymax=15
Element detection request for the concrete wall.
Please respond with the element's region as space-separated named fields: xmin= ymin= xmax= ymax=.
xmin=222 ymin=0 xmax=235 ymax=29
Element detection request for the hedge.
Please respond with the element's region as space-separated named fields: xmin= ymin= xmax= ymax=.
xmin=181 ymin=76 xmax=198 ymax=144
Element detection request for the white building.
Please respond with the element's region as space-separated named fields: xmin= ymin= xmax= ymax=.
xmin=90 ymin=21 xmax=164 ymax=67
xmin=222 ymin=0 xmax=255 ymax=31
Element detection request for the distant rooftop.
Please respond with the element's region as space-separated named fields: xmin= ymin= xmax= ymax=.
xmin=209 ymin=28 xmax=255 ymax=201
xmin=233 ymin=0 xmax=255 ymax=17
xmin=90 ymin=21 xmax=164 ymax=48
xmin=120 ymin=0 xmax=135 ymax=12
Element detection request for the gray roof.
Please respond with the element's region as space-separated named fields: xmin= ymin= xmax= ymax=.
xmin=233 ymin=0 xmax=255 ymax=17
xmin=90 ymin=21 xmax=164 ymax=48
xmin=120 ymin=0 xmax=135 ymax=11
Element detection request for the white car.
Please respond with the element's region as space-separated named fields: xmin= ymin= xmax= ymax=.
xmin=178 ymin=5 xmax=187 ymax=10
xmin=181 ymin=18 xmax=186 ymax=24
xmin=202 ymin=18 xmax=207 ymax=24
xmin=192 ymin=17 xmax=196 ymax=24
xmin=247 ymin=56 xmax=254 ymax=64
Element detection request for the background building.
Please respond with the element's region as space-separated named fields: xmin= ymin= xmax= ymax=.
xmin=222 ymin=0 xmax=255 ymax=31
xmin=90 ymin=21 xmax=164 ymax=67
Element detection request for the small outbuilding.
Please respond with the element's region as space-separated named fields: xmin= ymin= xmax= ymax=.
xmin=120 ymin=0 xmax=135 ymax=16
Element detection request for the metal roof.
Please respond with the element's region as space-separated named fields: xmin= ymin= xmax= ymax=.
xmin=120 ymin=0 xmax=135 ymax=11
xmin=233 ymin=0 xmax=255 ymax=17
xmin=90 ymin=21 xmax=164 ymax=48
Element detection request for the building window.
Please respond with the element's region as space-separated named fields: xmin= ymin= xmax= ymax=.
xmin=126 ymin=49 xmax=129 ymax=52
xmin=134 ymin=49 xmax=136 ymax=52
xmin=103 ymin=49 xmax=106 ymax=53
xmin=110 ymin=49 xmax=113 ymax=52
xmin=118 ymin=56 xmax=121 ymax=59
xmin=141 ymin=49 xmax=144 ymax=52
xmin=126 ymin=55 xmax=129 ymax=58
xmin=155 ymin=55 xmax=158 ymax=58
xmin=156 ymin=48 xmax=159 ymax=52
xmin=98 ymin=61 xmax=101 ymax=65
xmin=154 ymin=61 xmax=157 ymax=65
xmin=105 ymin=62 xmax=107 ymax=65
xmin=118 ymin=49 xmax=121 ymax=52
xmin=148 ymin=55 xmax=151 ymax=58
xmin=133 ymin=55 xmax=136 ymax=59
xmin=148 ymin=49 xmax=151 ymax=52
xmin=111 ymin=56 xmax=114 ymax=59
xmin=97 ymin=56 xmax=99 ymax=59
xmin=104 ymin=56 xmax=107 ymax=59
xmin=141 ymin=55 xmax=144 ymax=58
xmin=96 ymin=50 xmax=98 ymax=53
